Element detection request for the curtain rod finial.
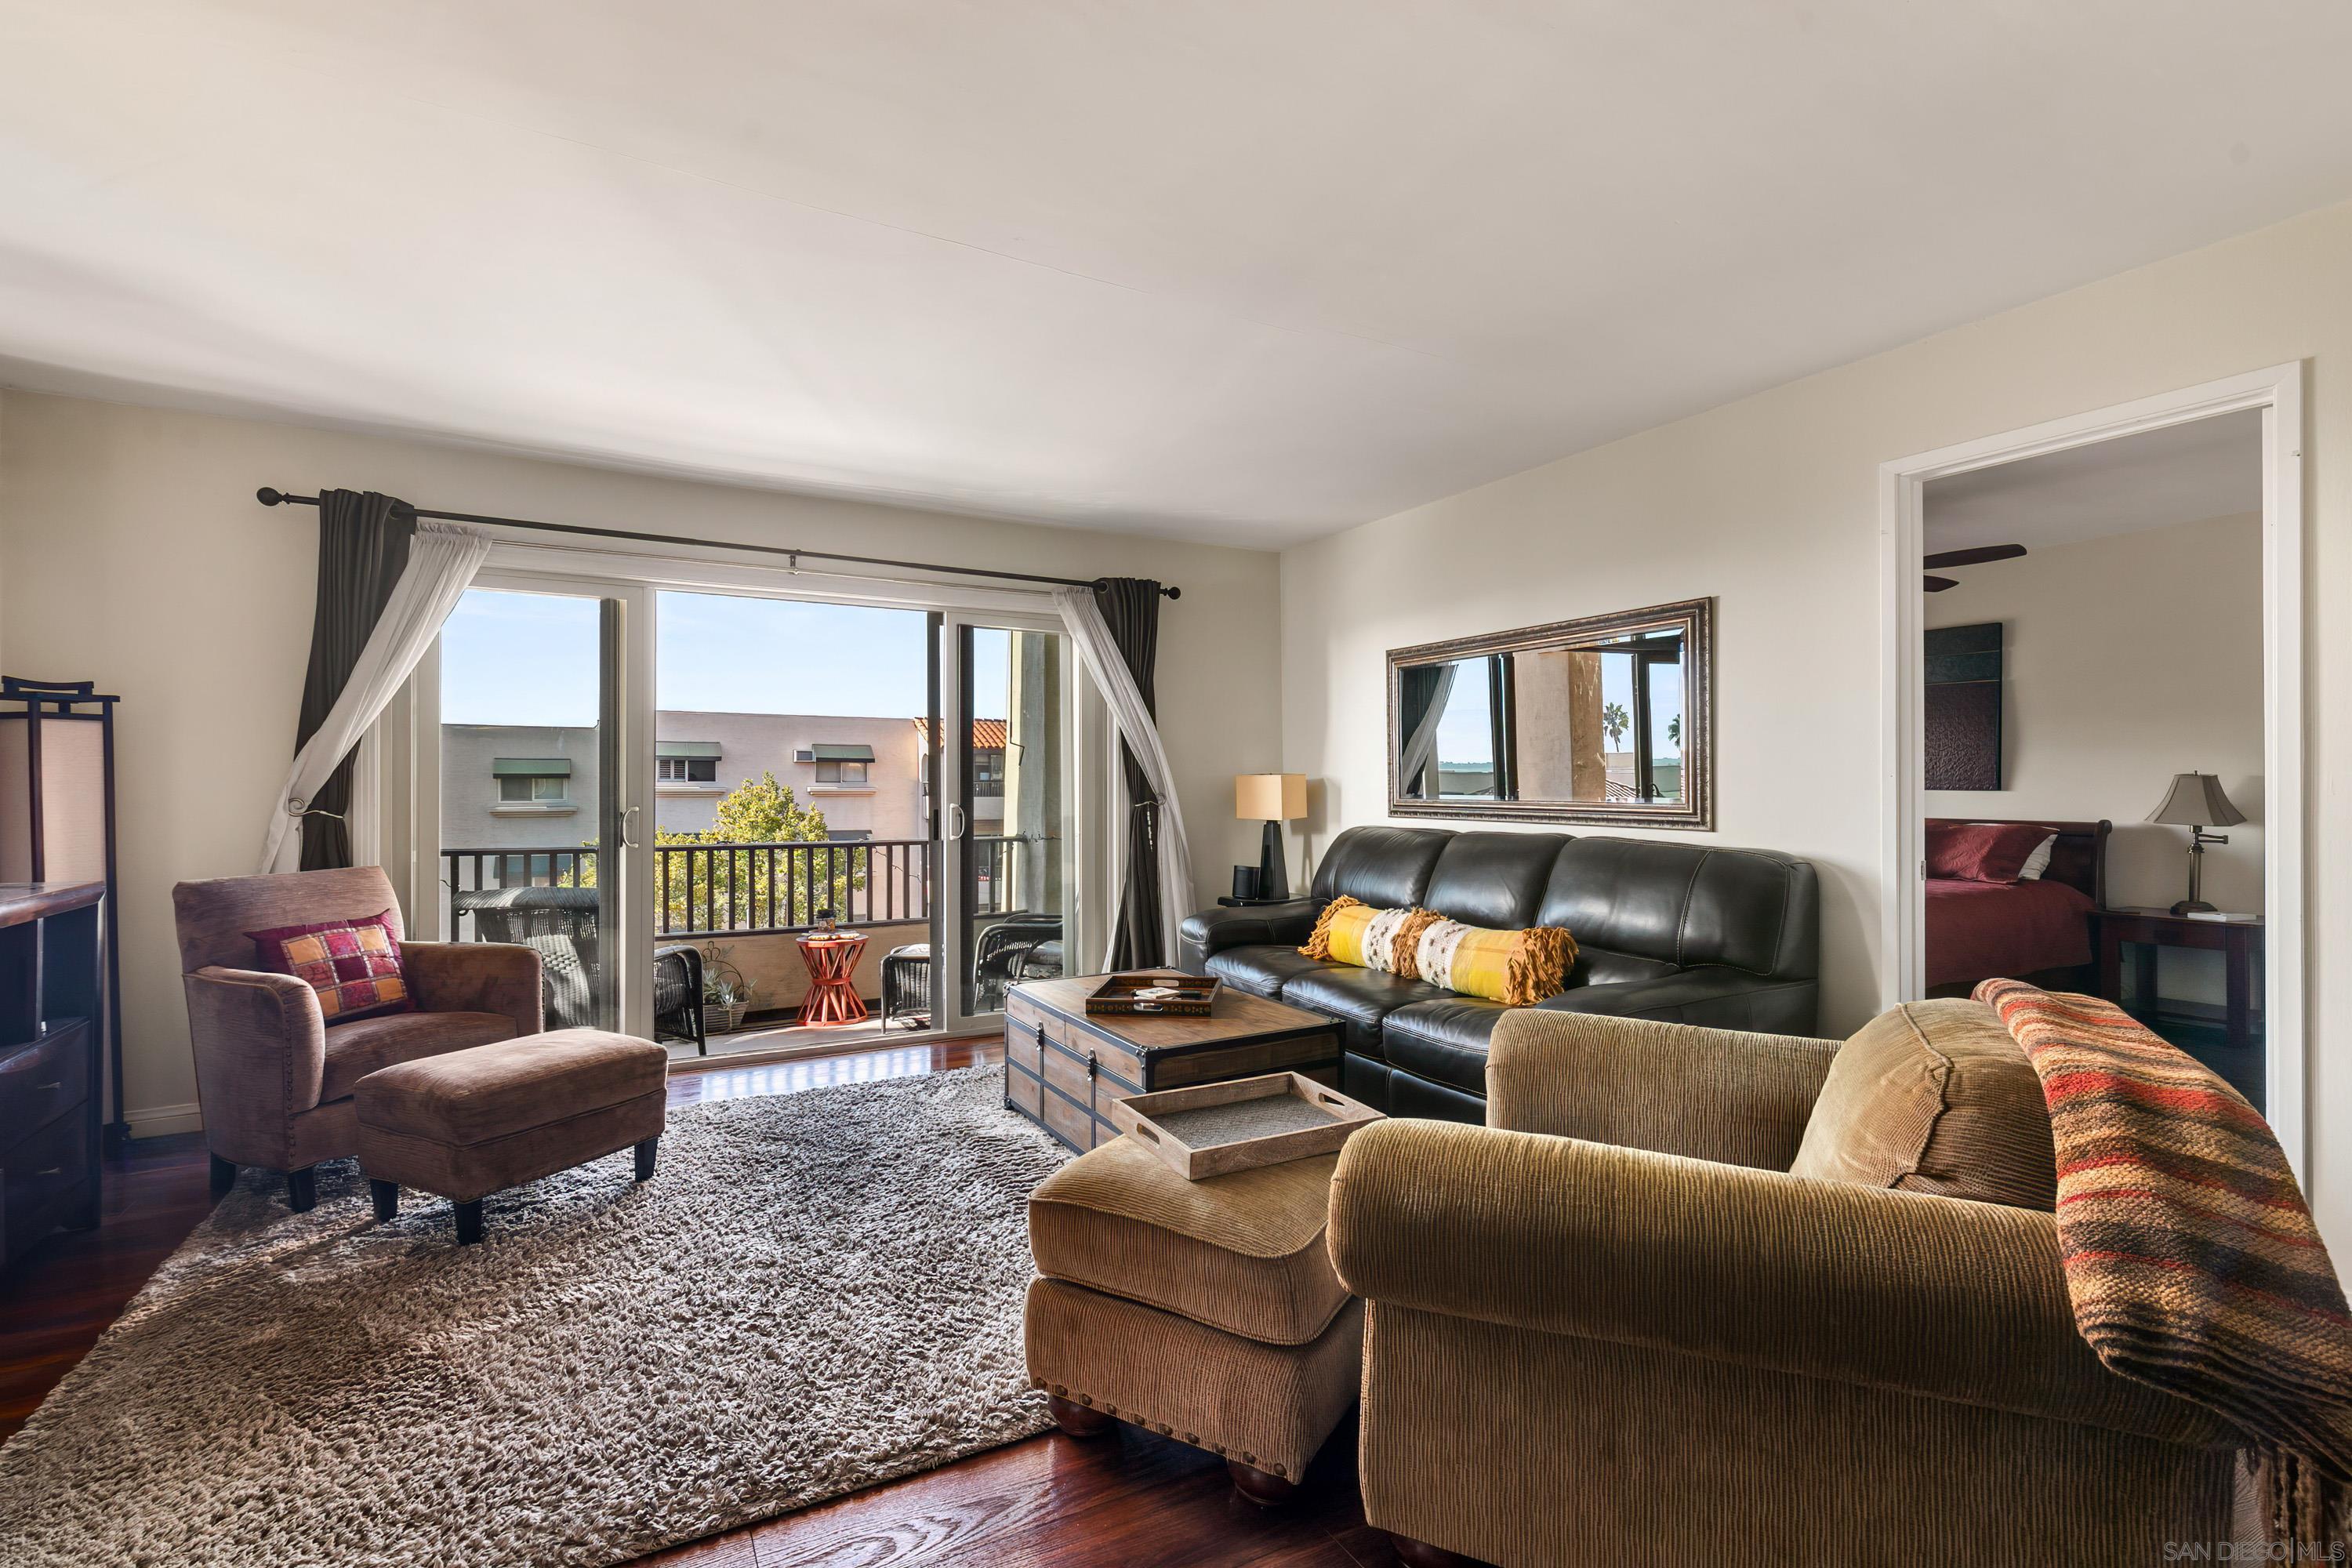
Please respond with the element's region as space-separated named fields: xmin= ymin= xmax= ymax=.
xmin=256 ymin=486 xmax=285 ymax=506
xmin=1163 ymin=586 xmax=1181 ymax=601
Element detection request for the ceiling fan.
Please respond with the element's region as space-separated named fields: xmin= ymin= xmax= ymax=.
xmin=1923 ymin=543 xmax=2027 ymax=593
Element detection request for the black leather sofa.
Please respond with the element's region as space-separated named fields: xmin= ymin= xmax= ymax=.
xmin=1178 ymin=825 xmax=1819 ymax=1122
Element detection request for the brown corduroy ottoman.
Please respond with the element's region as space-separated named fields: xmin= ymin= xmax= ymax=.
xmin=1024 ymin=1135 xmax=1363 ymax=1504
xmin=355 ymin=1028 xmax=667 ymax=1244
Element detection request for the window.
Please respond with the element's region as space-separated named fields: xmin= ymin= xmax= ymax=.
xmin=827 ymin=829 xmax=872 ymax=842
xmin=973 ymin=749 xmax=1004 ymax=793
xmin=497 ymin=774 xmax=568 ymax=804
xmin=658 ymin=757 xmax=717 ymax=782
xmin=492 ymin=757 xmax=573 ymax=807
xmin=801 ymin=742 xmax=874 ymax=782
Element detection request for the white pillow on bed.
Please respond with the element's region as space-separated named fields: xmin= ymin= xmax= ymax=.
xmin=2016 ymin=833 xmax=2059 ymax=881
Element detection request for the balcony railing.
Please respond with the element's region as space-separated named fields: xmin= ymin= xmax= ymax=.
xmin=442 ymin=837 xmax=1026 ymax=940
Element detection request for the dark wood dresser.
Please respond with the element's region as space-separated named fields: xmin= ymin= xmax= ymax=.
xmin=0 ymin=881 xmax=105 ymax=1268
xmin=1004 ymin=971 xmax=1340 ymax=1153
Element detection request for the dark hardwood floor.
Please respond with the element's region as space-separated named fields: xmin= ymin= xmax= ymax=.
xmin=0 ymin=1127 xmax=219 ymax=1441
xmin=639 ymin=1414 xmax=1392 ymax=1568
xmin=0 ymin=1033 xmax=1392 ymax=1566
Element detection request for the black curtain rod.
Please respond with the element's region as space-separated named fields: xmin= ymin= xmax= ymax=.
xmin=253 ymin=488 xmax=1179 ymax=599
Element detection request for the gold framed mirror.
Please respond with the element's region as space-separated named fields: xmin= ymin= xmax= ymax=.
xmin=1387 ymin=597 xmax=1713 ymax=829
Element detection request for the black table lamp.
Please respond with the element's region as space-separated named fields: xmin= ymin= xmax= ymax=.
xmin=1235 ymin=773 xmax=1307 ymax=901
xmin=2146 ymin=771 xmax=2246 ymax=916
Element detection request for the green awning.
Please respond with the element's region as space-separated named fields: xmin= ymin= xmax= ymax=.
xmin=492 ymin=757 xmax=572 ymax=777
xmin=809 ymin=743 xmax=874 ymax=761
xmin=656 ymin=741 xmax=723 ymax=760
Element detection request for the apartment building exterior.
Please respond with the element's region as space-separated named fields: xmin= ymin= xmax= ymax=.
xmin=439 ymin=711 xmax=1007 ymax=851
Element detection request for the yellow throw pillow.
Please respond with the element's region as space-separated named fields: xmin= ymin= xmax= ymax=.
xmin=1303 ymin=897 xmax=1574 ymax=1004
xmin=1298 ymin=897 xmax=1443 ymax=976
xmin=1414 ymin=918 xmax=1577 ymax=1006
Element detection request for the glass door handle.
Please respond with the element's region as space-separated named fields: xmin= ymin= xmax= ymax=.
xmin=946 ymin=803 xmax=967 ymax=840
xmin=621 ymin=804 xmax=642 ymax=850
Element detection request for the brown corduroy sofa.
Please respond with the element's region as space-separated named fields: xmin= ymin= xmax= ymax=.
xmin=1327 ymin=1004 xmax=2243 ymax=1568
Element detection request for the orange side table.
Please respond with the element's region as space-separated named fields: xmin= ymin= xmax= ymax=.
xmin=795 ymin=931 xmax=870 ymax=1026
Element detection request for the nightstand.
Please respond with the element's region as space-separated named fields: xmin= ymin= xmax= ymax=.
xmin=2092 ymin=907 xmax=2263 ymax=1054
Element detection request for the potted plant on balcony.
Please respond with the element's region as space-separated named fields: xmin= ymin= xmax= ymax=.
xmin=701 ymin=945 xmax=756 ymax=1035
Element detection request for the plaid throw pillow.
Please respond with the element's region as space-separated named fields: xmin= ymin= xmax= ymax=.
xmin=247 ymin=909 xmax=414 ymax=1023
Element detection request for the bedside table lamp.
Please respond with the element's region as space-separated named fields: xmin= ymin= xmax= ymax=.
xmin=1236 ymin=773 xmax=1307 ymax=901
xmin=2146 ymin=771 xmax=2245 ymax=916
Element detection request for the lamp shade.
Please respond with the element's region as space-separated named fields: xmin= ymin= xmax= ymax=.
xmin=1236 ymin=772 xmax=1307 ymax=822
xmin=2146 ymin=772 xmax=2246 ymax=828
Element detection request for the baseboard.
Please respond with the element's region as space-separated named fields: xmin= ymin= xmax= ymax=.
xmin=127 ymin=1101 xmax=204 ymax=1138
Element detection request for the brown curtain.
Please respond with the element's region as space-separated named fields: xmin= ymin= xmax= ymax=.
xmin=1098 ymin=578 xmax=1165 ymax=969
xmin=294 ymin=490 xmax=414 ymax=870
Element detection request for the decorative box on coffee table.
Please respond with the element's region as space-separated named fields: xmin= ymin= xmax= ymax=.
xmin=1004 ymin=971 xmax=1340 ymax=1154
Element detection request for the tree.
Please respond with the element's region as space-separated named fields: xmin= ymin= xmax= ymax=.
xmin=702 ymin=770 xmax=831 ymax=846
xmin=1602 ymin=701 xmax=1629 ymax=750
xmin=659 ymin=771 xmax=862 ymax=933
xmin=586 ymin=771 xmax=866 ymax=933
xmin=1667 ymin=713 xmax=1681 ymax=749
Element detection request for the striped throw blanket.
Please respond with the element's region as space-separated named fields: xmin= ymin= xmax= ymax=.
xmin=1975 ymin=978 xmax=2352 ymax=1549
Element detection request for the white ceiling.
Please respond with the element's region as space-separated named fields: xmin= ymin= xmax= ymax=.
xmin=1925 ymin=408 xmax=2264 ymax=554
xmin=2 ymin=2 xmax=2350 ymax=549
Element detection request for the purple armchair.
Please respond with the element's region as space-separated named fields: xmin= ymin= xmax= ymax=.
xmin=173 ymin=866 xmax=542 ymax=1210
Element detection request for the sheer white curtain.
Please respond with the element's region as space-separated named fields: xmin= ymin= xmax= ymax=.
xmin=1052 ymin=586 xmax=1195 ymax=967
xmin=260 ymin=522 xmax=492 ymax=873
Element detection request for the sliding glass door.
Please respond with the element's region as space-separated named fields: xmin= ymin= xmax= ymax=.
xmin=412 ymin=571 xmax=1075 ymax=1053
xmin=652 ymin=590 xmax=935 ymax=1040
xmin=434 ymin=577 xmax=647 ymax=1035
xmin=938 ymin=614 xmax=1074 ymax=1033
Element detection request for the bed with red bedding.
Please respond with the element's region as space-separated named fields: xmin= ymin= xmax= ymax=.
xmin=1923 ymin=818 xmax=2111 ymax=994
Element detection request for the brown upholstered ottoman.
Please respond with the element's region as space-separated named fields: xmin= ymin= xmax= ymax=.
xmin=1025 ymin=1135 xmax=1362 ymax=1504
xmin=355 ymin=1028 xmax=667 ymax=1244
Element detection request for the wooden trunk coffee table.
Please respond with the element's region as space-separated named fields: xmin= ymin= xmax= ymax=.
xmin=1004 ymin=971 xmax=1341 ymax=1153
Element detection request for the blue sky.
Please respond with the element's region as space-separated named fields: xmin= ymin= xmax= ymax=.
xmin=440 ymin=589 xmax=1007 ymax=724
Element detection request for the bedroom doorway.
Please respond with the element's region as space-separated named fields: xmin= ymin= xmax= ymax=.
xmin=1879 ymin=364 xmax=2306 ymax=1174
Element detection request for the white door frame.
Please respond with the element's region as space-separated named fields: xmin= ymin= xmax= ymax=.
xmin=1878 ymin=361 xmax=2307 ymax=1174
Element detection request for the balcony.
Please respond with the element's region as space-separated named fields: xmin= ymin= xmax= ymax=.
xmin=440 ymin=837 xmax=1053 ymax=1056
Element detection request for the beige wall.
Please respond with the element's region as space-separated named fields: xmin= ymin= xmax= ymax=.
xmin=1925 ymin=512 xmax=2262 ymax=1005
xmin=0 ymin=392 xmax=7 ymax=660
xmin=1281 ymin=197 xmax=2351 ymax=1245
xmin=0 ymin=392 xmax=1282 ymax=1131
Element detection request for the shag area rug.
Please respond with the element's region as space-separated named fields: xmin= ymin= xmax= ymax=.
xmin=0 ymin=1065 xmax=1069 ymax=1568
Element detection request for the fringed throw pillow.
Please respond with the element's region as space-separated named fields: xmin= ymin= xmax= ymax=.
xmin=1414 ymin=919 xmax=1576 ymax=1006
xmin=1299 ymin=896 xmax=1443 ymax=975
xmin=1302 ymin=897 xmax=1575 ymax=1004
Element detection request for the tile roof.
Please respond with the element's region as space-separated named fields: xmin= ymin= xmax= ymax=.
xmin=910 ymin=717 xmax=1009 ymax=749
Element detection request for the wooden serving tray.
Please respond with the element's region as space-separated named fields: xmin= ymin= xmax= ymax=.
xmin=1109 ymin=1072 xmax=1383 ymax=1180
xmin=1083 ymin=971 xmax=1223 ymax=1018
